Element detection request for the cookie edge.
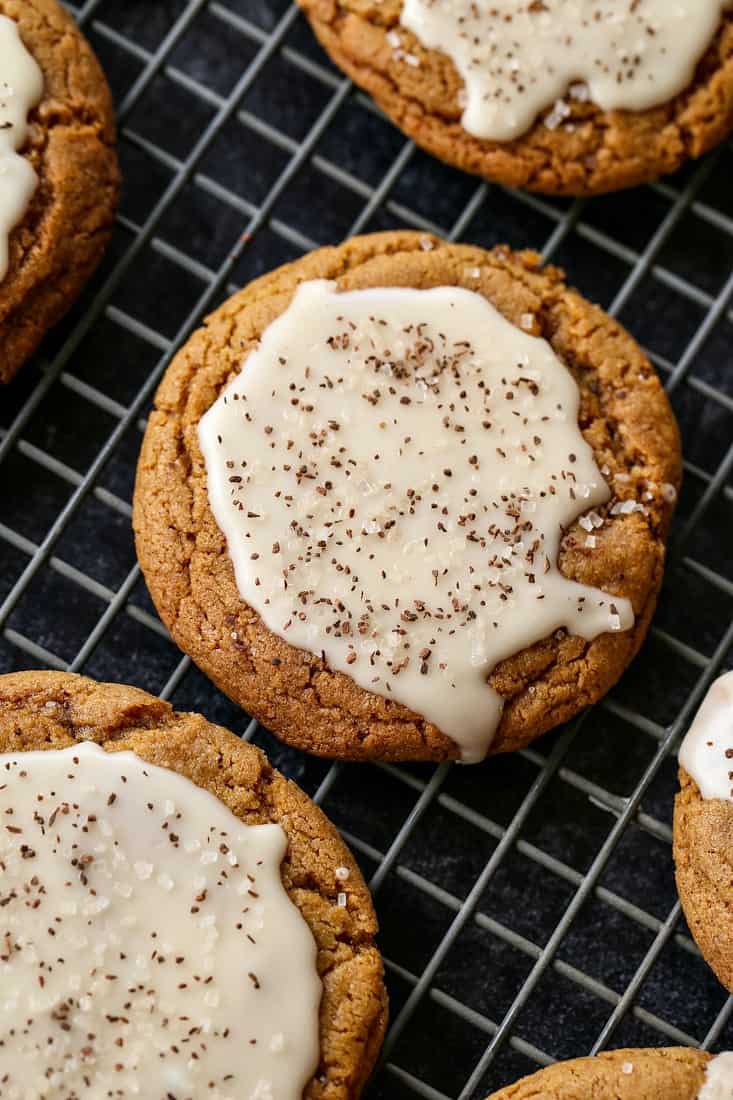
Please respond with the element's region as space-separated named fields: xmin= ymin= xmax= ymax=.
xmin=484 ymin=1047 xmax=710 ymax=1099
xmin=0 ymin=0 xmax=121 ymax=383
xmin=674 ymin=766 xmax=733 ymax=994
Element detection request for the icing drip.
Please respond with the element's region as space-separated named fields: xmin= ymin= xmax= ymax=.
xmin=679 ymin=670 xmax=733 ymax=801
xmin=698 ymin=1052 xmax=733 ymax=1099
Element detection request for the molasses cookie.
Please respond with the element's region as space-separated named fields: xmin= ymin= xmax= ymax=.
xmin=486 ymin=1048 xmax=726 ymax=1099
xmin=674 ymin=670 xmax=733 ymax=992
xmin=296 ymin=0 xmax=733 ymax=195
xmin=0 ymin=669 xmax=386 ymax=1099
xmin=0 ymin=0 xmax=119 ymax=384
xmin=134 ymin=230 xmax=680 ymax=763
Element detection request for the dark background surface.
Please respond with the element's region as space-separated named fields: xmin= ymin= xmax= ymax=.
xmin=1 ymin=2 xmax=733 ymax=1096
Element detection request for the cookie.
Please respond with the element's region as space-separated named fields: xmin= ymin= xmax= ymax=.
xmin=0 ymin=670 xmax=387 ymax=1099
xmin=0 ymin=0 xmax=120 ymax=384
xmin=674 ymin=670 xmax=733 ymax=992
xmin=485 ymin=1048 xmax=718 ymax=1099
xmin=134 ymin=230 xmax=680 ymax=763
xmin=296 ymin=0 xmax=733 ymax=195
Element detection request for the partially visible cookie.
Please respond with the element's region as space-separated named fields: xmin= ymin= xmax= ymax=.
xmin=0 ymin=670 xmax=387 ymax=1099
xmin=296 ymin=0 xmax=733 ymax=195
xmin=486 ymin=1048 xmax=713 ymax=1099
xmin=0 ymin=0 xmax=119 ymax=384
xmin=674 ymin=670 xmax=733 ymax=992
xmin=134 ymin=229 xmax=680 ymax=764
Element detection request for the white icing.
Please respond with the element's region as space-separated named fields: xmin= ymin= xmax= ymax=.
xmin=399 ymin=0 xmax=729 ymax=141
xmin=198 ymin=280 xmax=634 ymax=762
xmin=679 ymin=670 xmax=733 ymax=801
xmin=0 ymin=742 xmax=321 ymax=1099
xmin=0 ymin=15 xmax=43 ymax=282
xmin=699 ymin=1052 xmax=733 ymax=1099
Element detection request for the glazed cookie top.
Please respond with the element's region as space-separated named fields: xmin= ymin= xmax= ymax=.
xmin=0 ymin=671 xmax=387 ymax=1100
xmin=0 ymin=14 xmax=43 ymax=279
xmin=679 ymin=670 xmax=733 ymax=801
xmin=135 ymin=231 xmax=681 ymax=762
xmin=198 ymin=278 xmax=633 ymax=762
xmin=485 ymin=1047 xmax=714 ymax=1100
xmin=401 ymin=1 xmax=729 ymax=142
xmin=0 ymin=741 xmax=321 ymax=1099
xmin=298 ymin=0 xmax=733 ymax=193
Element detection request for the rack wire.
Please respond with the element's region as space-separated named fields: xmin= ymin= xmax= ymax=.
xmin=1 ymin=2 xmax=733 ymax=1097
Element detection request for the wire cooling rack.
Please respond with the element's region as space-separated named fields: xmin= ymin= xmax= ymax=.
xmin=1 ymin=1 xmax=733 ymax=1096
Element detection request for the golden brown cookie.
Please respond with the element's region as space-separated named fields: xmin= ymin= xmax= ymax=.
xmin=674 ymin=767 xmax=733 ymax=993
xmin=296 ymin=0 xmax=733 ymax=195
xmin=0 ymin=670 xmax=387 ymax=1100
xmin=485 ymin=1048 xmax=711 ymax=1099
xmin=0 ymin=0 xmax=120 ymax=384
xmin=133 ymin=230 xmax=681 ymax=763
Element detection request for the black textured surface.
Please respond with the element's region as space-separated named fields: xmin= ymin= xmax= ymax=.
xmin=1 ymin=2 xmax=733 ymax=1097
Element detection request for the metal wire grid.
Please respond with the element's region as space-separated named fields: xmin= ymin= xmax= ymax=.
xmin=0 ymin=1 xmax=733 ymax=1096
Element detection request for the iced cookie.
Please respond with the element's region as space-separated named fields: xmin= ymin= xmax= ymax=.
xmin=0 ymin=0 xmax=119 ymax=383
xmin=0 ymin=670 xmax=387 ymax=1099
xmin=296 ymin=0 xmax=733 ymax=195
xmin=134 ymin=230 xmax=681 ymax=763
xmin=674 ymin=669 xmax=733 ymax=992
xmin=486 ymin=1048 xmax=725 ymax=1099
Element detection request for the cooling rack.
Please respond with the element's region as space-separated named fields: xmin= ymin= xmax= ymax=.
xmin=1 ymin=2 xmax=733 ymax=1097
